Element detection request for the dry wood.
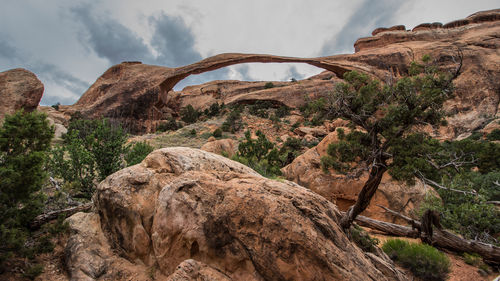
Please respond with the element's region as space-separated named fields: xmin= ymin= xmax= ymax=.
xmin=31 ymin=203 xmax=92 ymax=229
xmin=346 ymin=209 xmax=500 ymax=265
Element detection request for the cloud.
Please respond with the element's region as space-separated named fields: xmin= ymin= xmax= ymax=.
xmin=319 ymin=0 xmax=406 ymax=55
xmin=71 ymin=3 xmax=154 ymax=64
xmin=149 ymin=13 xmax=202 ymax=67
xmin=0 ymin=37 xmax=89 ymax=105
xmin=285 ymin=65 xmax=306 ymax=81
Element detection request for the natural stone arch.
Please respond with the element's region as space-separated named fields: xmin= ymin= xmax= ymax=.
xmin=158 ymin=53 xmax=363 ymax=93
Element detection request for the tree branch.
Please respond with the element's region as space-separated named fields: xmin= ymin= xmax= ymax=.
xmin=415 ymin=171 xmax=478 ymax=196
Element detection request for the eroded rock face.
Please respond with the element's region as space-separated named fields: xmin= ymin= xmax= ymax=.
xmin=200 ymin=138 xmax=237 ymax=157
xmin=282 ymin=130 xmax=430 ymax=223
xmin=0 ymin=68 xmax=44 ymax=120
xmin=86 ymin=147 xmax=406 ymax=280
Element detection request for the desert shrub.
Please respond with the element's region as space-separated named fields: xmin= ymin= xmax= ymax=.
xmin=206 ymin=102 xmax=223 ymax=117
xmin=51 ymin=102 xmax=60 ymax=111
xmin=180 ymin=105 xmax=200 ymax=124
xmin=350 ymin=224 xmax=379 ymax=252
xmin=213 ymin=128 xmax=222 ymax=138
xmin=125 ymin=141 xmax=154 ymax=166
xmin=222 ymin=107 xmax=243 ymax=133
xmin=487 ymin=128 xmax=500 ymax=141
xmin=50 ymin=118 xmax=127 ymax=198
xmin=23 ymin=264 xmax=44 ymax=280
xmin=382 ymin=239 xmax=450 ymax=281
xmin=189 ymin=129 xmax=197 ymax=136
xmin=264 ymin=82 xmax=274 ymax=89
xmin=463 ymin=252 xmax=482 ymax=266
xmin=276 ymin=105 xmax=290 ymax=118
xmin=233 ymin=130 xmax=282 ymax=177
xmin=248 ymin=100 xmax=273 ymax=118
xmin=157 ymin=118 xmax=182 ymax=132
xmin=0 ymin=110 xmax=54 ymax=271
xmin=290 ymin=121 xmax=301 ymax=132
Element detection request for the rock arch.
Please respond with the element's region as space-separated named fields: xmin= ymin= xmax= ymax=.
xmin=158 ymin=53 xmax=361 ymax=93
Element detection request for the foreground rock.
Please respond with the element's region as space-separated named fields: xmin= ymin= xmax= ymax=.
xmin=0 ymin=68 xmax=44 ymax=120
xmin=66 ymin=147 xmax=406 ymax=280
xmin=282 ymin=130 xmax=429 ymax=223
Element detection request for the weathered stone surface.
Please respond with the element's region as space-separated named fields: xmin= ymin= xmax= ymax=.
xmin=294 ymin=126 xmax=328 ymax=137
xmin=200 ymin=138 xmax=237 ymax=157
xmin=282 ymin=130 xmax=430 ymax=223
xmin=0 ymin=68 xmax=44 ymax=120
xmin=166 ymin=259 xmax=232 ymax=281
xmin=91 ymin=147 xmax=406 ymax=280
xmin=65 ymin=212 xmax=155 ymax=281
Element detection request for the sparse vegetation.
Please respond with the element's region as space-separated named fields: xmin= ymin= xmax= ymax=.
xmin=180 ymin=104 xmax=200 ymax=124
xmin=487 ymin=128 xmax=500 ymax=141
xmin=382 ymin=239 xmax=450 ymax=281
xmin=264 ymin=82 xmax=274 ymax=89
xmin=157 ymin=118 xmax=182 ymax=132
xmin=350 ymin=224 xmax=379 ymax=253
xmin=213 ymin=128 xmax=222 ymax=138
xmin=125 ymin=141 xmax=154 ymax=166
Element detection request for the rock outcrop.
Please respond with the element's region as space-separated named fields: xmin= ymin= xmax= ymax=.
xmin=282 ymin=130 xmax=430 ymax=223
xmin=200 ymin=138 xmax=237 ymax=157
xmin=0 ymin=68 xmax=44 ymax=120
xmin=66 ymin=147 xmax=407 ymax=280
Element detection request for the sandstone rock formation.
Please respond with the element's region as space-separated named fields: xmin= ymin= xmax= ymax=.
xmin=69 ymin=9 xmax=499 ymax=137
xmin=282 ymin=130 xmax=430 ymax=223
xmin=66 ymin=147 xmax=407 ymax=280
xmin=0 ymin=68 xmax=44 ymax=120
xmin=200 ymin=138 xmax=237 ymax=157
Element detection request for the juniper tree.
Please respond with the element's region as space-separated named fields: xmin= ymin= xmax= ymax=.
xmin=321 ymin=55 xmax=461 ymax=230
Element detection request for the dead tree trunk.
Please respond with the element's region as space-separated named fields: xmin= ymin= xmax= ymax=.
xmin=340 ymin=164 xmax=387 ymax=229
xmin=350 ymin=211 xmax=500 ymax=265
xmin=30 ymin=203 xmax=93 ymax=229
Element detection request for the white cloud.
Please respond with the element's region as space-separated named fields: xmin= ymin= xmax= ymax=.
xmin=0 ymin=0 xmax=498 ymax=105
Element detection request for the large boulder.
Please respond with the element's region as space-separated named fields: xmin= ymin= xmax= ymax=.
xmin=65 ymin=147 xmax=407 ymax=280
xmin=0 ymin=68 xmax=44 ymax=120
xmin=282 ymin=130 xmax=430 ymax=223
xmin=200 ymin=138 xmax=238 ymax=157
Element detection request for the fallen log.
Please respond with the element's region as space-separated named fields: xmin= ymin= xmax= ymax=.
xmin=31 ymin=203 xmax=93 ymax=229
xmin=347 ymin=210 xmax=500 ymax=265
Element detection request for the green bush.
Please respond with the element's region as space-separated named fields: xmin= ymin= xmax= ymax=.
xmin=463 ymin=252 xmax=482 ymax=266
xmin=213 ymin=128 xmax=222 ymax=138
xmin=50 ymin=118 xmax=127 ymax=198
xmin=180 ymin=105 xmax=200 ymax=124
xmin=382 ymin=239 xmax=450 ymax=281
xmin=350 ymin=224 xmax=379 ymax=252
xmin=248 ymin=101 xmax=273 ymax=118
xmin=487 ymin=128 xmax=500 ymax=141
xmin=222 ymin=107 xmax=243 ymax=133
xmin=276 ymin=105 xmax=290 ymax=118
xmin=157 ymin=118 xmax=181 ymax=132
xmin=125 ymin=141 xmax=154 ymax=166
xmin=23 ymin=263 xmax=44 ymax=280
xmin=264 ymin=82 xmax=274 ymax=89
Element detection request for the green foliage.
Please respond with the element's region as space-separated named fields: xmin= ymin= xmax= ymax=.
xmin=264 ymin=82 xmax=274 ymax=89
xmin=382 ymin=239 xmax=450 ymax=281
xmin=321 ymin=56 xmax=454 ymax=185
xmin=0 ymin=110 xmax=54 ymax=271
xmin=189 ymin=129 xmax=197 ymax=136
xmin=463 ymin=252 xmax=482 ymax=266
xmin=50 ymin=117 xmax=127 ymax=198
xmin=350 ymin=224 xmax=379 ymax=252
xmin=299 ymin=97 xmax=328 ymax=119
xmin=248 ymin=100 xmax=274 ymax=118
xmin=51 ymin=102 xmax=60 ymax=111
xmin=157 ymin=118 xmax=182 ymax=132
xmin=180 ymin=105 xmax=200 ymax=124
xmin=276 ymin=105 xmax=290 ymax=118
xmin=23 ymin=263 xmax=44 ymax=280
xmin=486 ymin=129 xmax=500 ymax=141
xmin=125 ymin=141 xmax=154 ymax=166
xmin=206 ymin=102 xmax=223 ymax=117
xmin=213 ymin=128 xmax=222 ymax=138
xmin=232 ymin=130 xmax=282 ymax=177
xmin=222 ymin=106 xmax=243 ymax=133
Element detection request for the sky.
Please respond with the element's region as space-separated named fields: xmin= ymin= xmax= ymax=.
xmin=0 ymin=1 xmax=498 ymax=105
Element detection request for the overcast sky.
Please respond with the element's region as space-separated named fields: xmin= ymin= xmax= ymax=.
xmin=0 ymin=0 xmax=497 ymax=105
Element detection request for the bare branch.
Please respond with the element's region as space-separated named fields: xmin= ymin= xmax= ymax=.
xmin=415 ymin=171 xmax=478 ymax=196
